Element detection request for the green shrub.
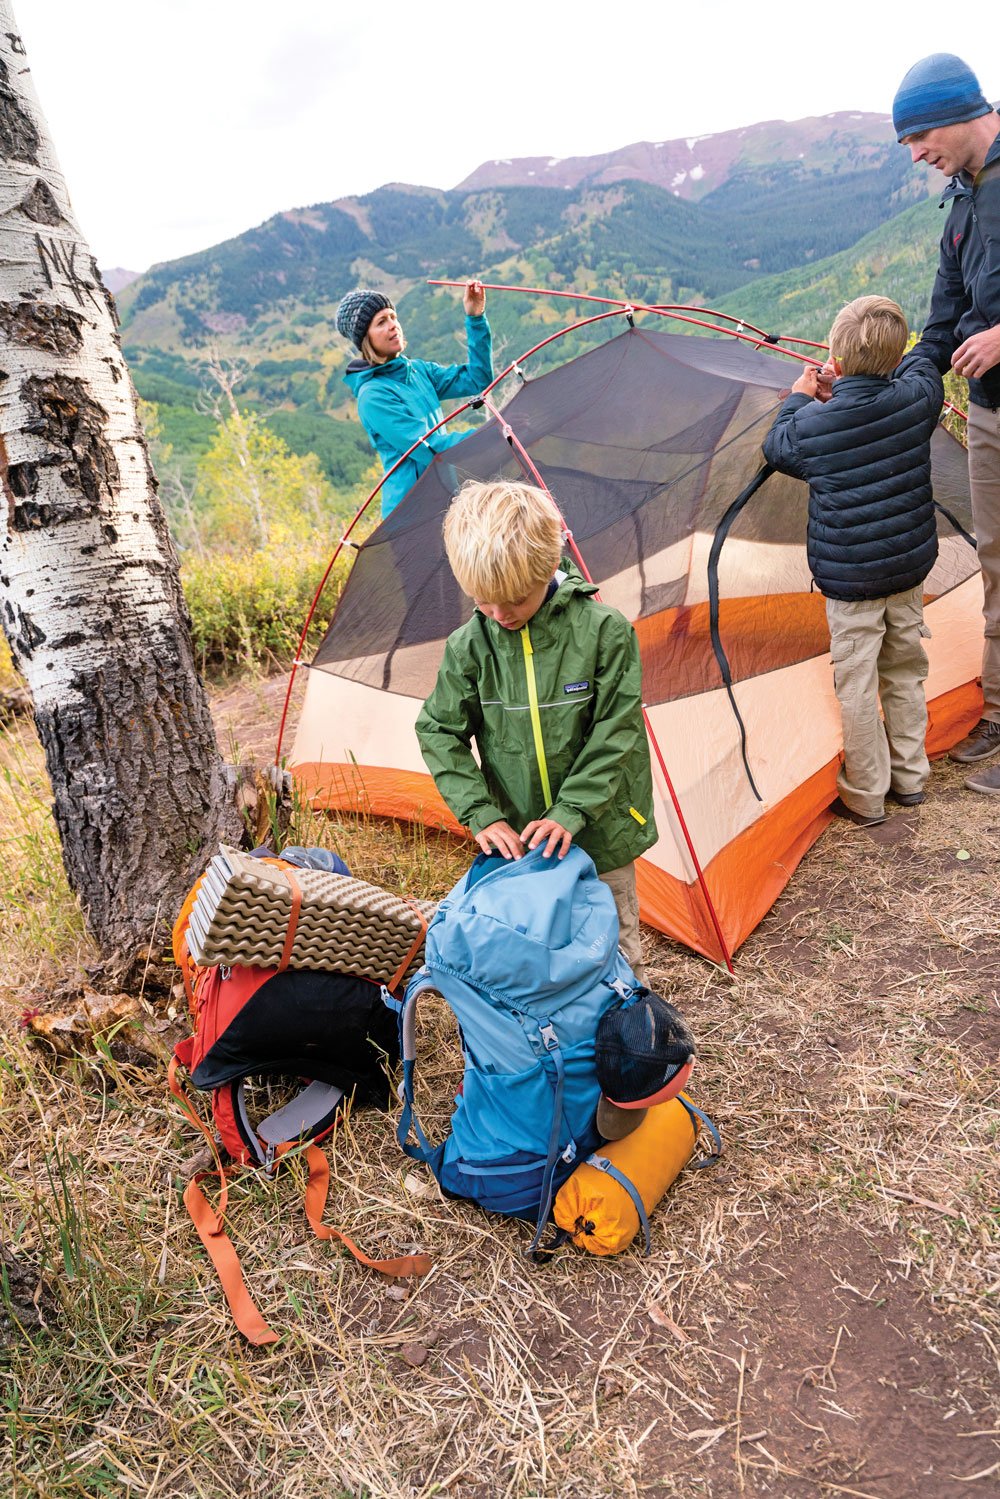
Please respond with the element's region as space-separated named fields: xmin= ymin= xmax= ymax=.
xmin=181 ymin=539 xmax=350 ymax=678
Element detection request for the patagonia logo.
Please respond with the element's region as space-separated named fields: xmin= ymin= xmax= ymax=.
xmin=563 ymin=680 xmax=590 ymax=694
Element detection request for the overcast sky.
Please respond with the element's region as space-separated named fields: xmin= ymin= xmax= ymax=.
xmin=17 ymin=0 xmax=983 ymax=272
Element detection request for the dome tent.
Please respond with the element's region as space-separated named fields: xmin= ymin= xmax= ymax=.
xmin=286 ymin=312 xmax=982 ymax=966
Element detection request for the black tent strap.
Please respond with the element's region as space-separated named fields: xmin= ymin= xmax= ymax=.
xmin=707 ymin=463 xmax=776 ymax=803
xmin=933 ymin=499 xmax=976 ymax=550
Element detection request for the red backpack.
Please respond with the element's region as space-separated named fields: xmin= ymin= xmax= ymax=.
xmin=169 ymin=854 xmax=430 ymax=1345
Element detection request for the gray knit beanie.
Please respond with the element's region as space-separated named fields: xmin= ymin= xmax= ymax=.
xmin=892 ymin=54 xmax=992 ymax=142
xmin=336 ymin=289 xmax=394 ymax=350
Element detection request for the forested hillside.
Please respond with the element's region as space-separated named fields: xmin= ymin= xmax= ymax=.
xmin=717 ymin=195 xmax=946 ymax=340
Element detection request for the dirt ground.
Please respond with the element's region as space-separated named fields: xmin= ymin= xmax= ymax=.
xmin=205 ymin=670 xmax=1000 ymax=1499
xmin=1 ymin=670 xmax=997 ymax=1498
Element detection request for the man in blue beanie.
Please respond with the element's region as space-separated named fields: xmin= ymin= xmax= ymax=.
xmin=893 ymin=55 xmax=1000 ymax=795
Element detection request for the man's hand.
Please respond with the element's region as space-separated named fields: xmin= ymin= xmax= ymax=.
xmin=521 ymin=817 xmax=573 ymax=859
xmin=463 ymin=280 xmax=486 ymax=317
xmin=951 ymin=326 xmax=1000 ymax=379
xmin=475 ymin=820 xmax=524 ymax=859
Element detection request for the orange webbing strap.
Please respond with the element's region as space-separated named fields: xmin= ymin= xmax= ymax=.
xmin=278 ymin=866 xmax=303 ymax=971
xmin=177 ymin=935 xmax=197 ymax=1010
xmin=183 ymin=1174 xmax=280 ymax=1346
xmin=388 ymin=901 xmax=430 ymax=995
xmin=302 ymin=1144 xmax=433 ymax=1278
xmin=169 ymin=1057 xmax=280 ymax=1344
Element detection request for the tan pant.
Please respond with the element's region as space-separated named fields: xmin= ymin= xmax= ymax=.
xmin=598 ymin=862 xmax=647 ymax=984
xmin=826 ymin=587 xmax=930 ymax=818
xmin=967 ymin=402 xmax=1000 ymax=723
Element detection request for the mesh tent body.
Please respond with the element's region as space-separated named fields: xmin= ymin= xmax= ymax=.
xmin=290 ymin=326 xmax=982 ymax=962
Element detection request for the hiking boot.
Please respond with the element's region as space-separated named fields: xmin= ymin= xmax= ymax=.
xmin=964 ymin=762 xmax=1000 ymax=796
xmin=830 ymin=796 xmax=886 ymax=827
xmin=887 ymin=788 xmax=926 ymax=806
xmin=949 ymin=718 xmax=1000 ymax=763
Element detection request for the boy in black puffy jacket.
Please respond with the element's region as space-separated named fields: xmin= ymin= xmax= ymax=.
xmin=763 ymin=295 xmax=944 ymax=826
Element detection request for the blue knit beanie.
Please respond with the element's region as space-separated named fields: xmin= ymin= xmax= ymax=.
xmin=336 ymin=288 xmax=393 ymax=349
xmin=892 ymin=54 xmax=992 ymax=142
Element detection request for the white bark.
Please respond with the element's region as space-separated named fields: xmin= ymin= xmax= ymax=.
xmin=0 ymin=11 xmax=240 ymax=959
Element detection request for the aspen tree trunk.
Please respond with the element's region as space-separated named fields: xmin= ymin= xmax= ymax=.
xmin=0 ymin=12 xmax=242 ymax=961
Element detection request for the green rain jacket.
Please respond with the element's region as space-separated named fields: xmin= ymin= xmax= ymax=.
xmin=415 ymin=566 xmax=658 ymax=874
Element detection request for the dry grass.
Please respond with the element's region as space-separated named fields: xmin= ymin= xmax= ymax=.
xmin=1 ymin=712 xmax=998 ymax=1499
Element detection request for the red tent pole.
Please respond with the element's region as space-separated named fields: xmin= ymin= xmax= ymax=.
xmin=428 ymin=279 xmax=829 ymax=353
xmin=478 ymin=392 xmax=736 ymax=974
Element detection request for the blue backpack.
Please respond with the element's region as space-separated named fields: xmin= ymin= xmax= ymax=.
xmin=395 ymin=845 xmax=638 ymax=1251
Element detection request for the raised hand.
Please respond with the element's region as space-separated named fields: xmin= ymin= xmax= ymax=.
xmin=463 ymin=280 xmax=486 ymax=317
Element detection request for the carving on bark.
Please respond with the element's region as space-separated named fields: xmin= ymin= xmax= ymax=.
xmin=34 ymin=234 xmax=101 ymax=311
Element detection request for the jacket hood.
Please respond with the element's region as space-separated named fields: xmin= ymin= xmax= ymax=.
xmin=473 ymin=561 xmax=599 ymax=629
xmin=343 ymin=356 xmax=411 ymax=395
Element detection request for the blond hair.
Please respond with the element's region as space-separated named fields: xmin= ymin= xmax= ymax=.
xmin=828 ymin=295 xmax=908 ymax=377
xmin=443 ymin=480 xmax=563 ymax=601
xmin=359 ymin=328 xmax=407 ymax=366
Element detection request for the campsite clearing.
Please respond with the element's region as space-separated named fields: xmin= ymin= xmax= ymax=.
xmin=0 ymin=670 xmax=997 ymax=1498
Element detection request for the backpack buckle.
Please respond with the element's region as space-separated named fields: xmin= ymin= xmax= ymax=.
xmin=539 ymin=1022 xmax=559 ymax=1053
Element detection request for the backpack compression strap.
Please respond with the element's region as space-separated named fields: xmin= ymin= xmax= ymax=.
xmin=388 ymin=901 xmax=429 ymax=994
xmin=277 ymin=865 xmax=302 ymax=970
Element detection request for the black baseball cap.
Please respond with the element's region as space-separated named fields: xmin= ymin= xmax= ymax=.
xmin=595 ymin=989 xmax=695 ymax=1139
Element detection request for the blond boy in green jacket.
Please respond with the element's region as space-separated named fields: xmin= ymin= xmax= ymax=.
xmin=415 ymin=480 xmax=657 ymax=979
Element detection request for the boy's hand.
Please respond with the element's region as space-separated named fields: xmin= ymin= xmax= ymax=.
xmin=521 ymin=817 xmax=573 ymax=859
xmin=475 ymin=820 xmax=524 ymax=859
xmin=463 ymin=280 xmax=486 ymax=317
xmin=792 ymin=366 xmax=821 ymax=399
xmin=815 ymin=358 xmax=837 ymax=402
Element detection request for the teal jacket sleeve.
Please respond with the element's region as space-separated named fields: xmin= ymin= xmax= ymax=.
xmin=422 ymin=314 xmax=493 ymax=401
xmin=546 ymin=614 xmax=648 ymax=838
xmin=415 ymin=635 xmax=505 ymax=835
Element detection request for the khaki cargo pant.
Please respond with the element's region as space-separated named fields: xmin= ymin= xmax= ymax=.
xmin=826 ymin=586 xmax=930 ymax=819
xmin=968 ymin=402 xmax=1000 ymax=724
xmin=598 ymin=861 xmax=647 ymax=985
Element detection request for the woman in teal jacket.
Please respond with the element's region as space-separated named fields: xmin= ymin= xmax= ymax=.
xmin=337 ymin=282 xmax=493 ymax=517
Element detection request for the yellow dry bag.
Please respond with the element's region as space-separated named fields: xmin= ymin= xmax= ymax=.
xmin=554 ymin=1094 xmax=720 ymax=1256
